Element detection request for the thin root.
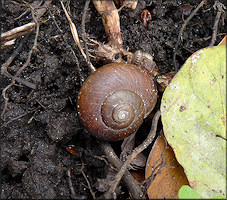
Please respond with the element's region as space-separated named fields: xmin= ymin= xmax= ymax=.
xmin=173 ymin=0 xmax=206 ymax=71
xmin=209 ymin=0 xmax=226 ymax=46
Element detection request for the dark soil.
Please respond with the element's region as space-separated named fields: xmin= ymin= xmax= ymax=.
xmin=0 ymin=0 xmax=226 ymax=199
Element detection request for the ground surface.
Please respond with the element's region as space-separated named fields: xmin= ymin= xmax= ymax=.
xmin=0 ymin=0 xmax=226 ymax=199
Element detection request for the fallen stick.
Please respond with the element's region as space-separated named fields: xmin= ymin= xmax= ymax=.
xmin=1 ymin=0 xmax=52 ymax=49
xmin=104 ymin=110 xmax=161 ymax=199
xmin=1 ymin=22 xmax=35 ymax=49
xmin=99 ymin=140 xmax=143 ymax=199
xmin=61 ymin=1 xmax=96 ymax=72
xmin=93 ymin=0 xmax=122 ymax=47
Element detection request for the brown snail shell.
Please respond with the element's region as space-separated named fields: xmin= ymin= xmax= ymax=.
xmin=77 ymin=63 xmax=157 ymax=141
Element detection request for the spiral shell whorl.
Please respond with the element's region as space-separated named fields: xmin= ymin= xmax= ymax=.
xmin=101 ymin=90 xmax=145 ymax=130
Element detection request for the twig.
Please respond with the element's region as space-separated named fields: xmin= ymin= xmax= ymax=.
xmin=104 ymin=110 xmax=161 ymax=199
xmin=60 ymin=1 xmax=86 ymax=58
xmin=67 ymin=168 xmax=76 ymax=198
xmin=193 ymin=33 xmax=226 ymax=43
xmin=2 ymin=72 xmax=36 ymax=89
xmin=1 ymin=7 xmax=40 ymax=118
xmin=1 ymin=33 xmax=36 ymax=89
xmin=29 ymin=0 xmax=52 ymax=20
xmin=99 ymin=140 xmax=143 ymax=199
xmin=14 ymin=7 xmax=30 ymax=21
xmin=1 ymin=1 xmax=52 ymax=117
xmin=48 ymin=9 xmax=84 ymax=86
xmin=1 ymin=0 xmax=52 ymax=49
xmin=0 ymin=107 xmax=38 ymax=127
xmin=173 ymin=0 xmax=206 ymax=71
xmin=92 ymin=0 xmax=123 ymax=46
xmin=67 ymin=168 xmax=87 ymax=199
xmin=48 ymin=9 xmax=63 ymax=33
xmin=60 ymin=1 xmax=96 ymax=72
xmin=209 ymin=0 xmax=226 ymax=46
xmin=80 ymin=162 xmax=96 ymax=199
xmin=1 ymin=33 xmax=30 ymax=74
xmin=81 ymin=0 xmax=96 ymax=72
xmin=1 ymin=22 xmax=35 ymax=49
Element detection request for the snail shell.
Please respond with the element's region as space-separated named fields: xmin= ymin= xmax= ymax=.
xmin=77 ymin=63 xmax=157 ymax=141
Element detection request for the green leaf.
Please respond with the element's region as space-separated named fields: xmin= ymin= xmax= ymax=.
xmin=178 ymin=185 xmax=201 ymax=199
xmin=161 ymin=45 xmax=226 ymax=198
xmin=210 ymin=196 xmax=227 ymax=199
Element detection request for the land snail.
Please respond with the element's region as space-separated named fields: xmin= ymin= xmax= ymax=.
xmin=77 ymin=51 xmax=158 ymax=141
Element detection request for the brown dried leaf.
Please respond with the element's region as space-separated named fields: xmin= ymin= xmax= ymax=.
xmin=130 ymin=168 xmax=145 ymax=183
xmin=145 ymin=134 xmax=189 ymax=199
xmin=218 ymin=35 xmax=226 ymax=46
